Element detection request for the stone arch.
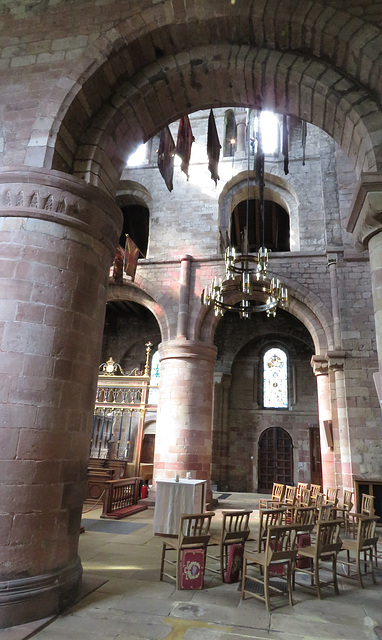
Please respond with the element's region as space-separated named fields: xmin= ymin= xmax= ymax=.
xmin=37 ymin=2 xmax=382 ymax=193
xmin=215 ymin=319 xmax=314 ymax=378
xmin=107 ymin=283 xmax=170 ymax=342
xmin=195 ymin=277 xmax=333 ymax=356
xmin=116 ymin=181 xmax=152 ymax=257
xmin=68 ymin=45 xmax=382 ymax=193
xmin=116 ymin=181 xmax=153 ymax=210
xmin=219 ymin=170 xmax=300 ymax=251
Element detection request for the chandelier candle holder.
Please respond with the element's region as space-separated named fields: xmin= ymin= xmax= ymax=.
xmin=202 ymin=108 xmax=288 ymax=320
xmin=202 ymin=244 xmax=288 ymax=319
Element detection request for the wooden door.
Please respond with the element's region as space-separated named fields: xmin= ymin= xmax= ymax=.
xmin=258 ymin=427 xmax=293 ymax=493
xmin=309 ymin=427 xmax=322 ymax=486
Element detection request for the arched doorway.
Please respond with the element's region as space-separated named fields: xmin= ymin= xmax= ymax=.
xmin=258 ymin=427 xmax=293 ymax=493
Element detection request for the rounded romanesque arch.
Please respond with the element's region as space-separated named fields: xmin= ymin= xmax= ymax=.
xmin=28 ymin=2 xmax=382 ymax=194
xmin=195 ymin=274 xmax=334 ymax=357
xmin=107 ymin=283 xmax=170 ymax=343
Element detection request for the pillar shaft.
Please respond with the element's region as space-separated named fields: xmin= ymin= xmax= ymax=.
xmin=153 ymin=339 xmax=217 ymax=494
xmin=0 ymin=168 xmax=121 ymax=627
xmin=311 ymin=356 xmax=337 ymax=492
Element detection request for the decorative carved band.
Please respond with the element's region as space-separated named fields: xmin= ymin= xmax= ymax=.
xmin=0 ymin=167 xmax=122 ymax=257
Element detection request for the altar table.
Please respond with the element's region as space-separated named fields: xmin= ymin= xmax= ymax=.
xmin=153 ymin=478 xmax=207 ymax=536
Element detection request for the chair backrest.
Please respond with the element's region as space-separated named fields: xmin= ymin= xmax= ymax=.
xmin=342 ymin=489 xmax=353 ymax=511
xmin=271 ymin=483 xmax=285 ymax=503
xmin=310 ymin=484 xmax=321 ymax=502
xmin=264 ymin=524 xmax=299 ymax=565
xmin=283 ymin=485 xmax=297 ymax=505
xmin=178 ymin=512 xmax=215 ymax=549
xmin=258 ymin=508 xmax=285 ymax=551
xmin=326 ymin=487 xmax=339 ymax=506
xmin=296 ymin=482 xmax=308 ymax=499
xmin=315 ymin=492 xmax=325 ymax=511
xmin=293 ymin=506 xmax=316 ymax=526
xmin=356 ymin=516 xmax=378 ymax=551
xmin=315 ymin=519 xmax=343 ymax=557
xmin=221 ymin=509 xmax=252 ymax=545
xmin=299 ymin=488 xmax=312 ymax=507
xmin=317 ymin=503 xmax=335 ymax=522
xmin=360 ymin=493 xmax=375 ymax=516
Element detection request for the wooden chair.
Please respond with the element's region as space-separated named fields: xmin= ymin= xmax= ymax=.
xmin=280 ymin=486 xmax=297 ymax=523
xmin=293 ymin=519 xmax=343 ymax=599
xmin=325 ymin=487 xmax=339 ymax=506
xmin=257 ymin=507 xmax=286 ymax=552
xmin=281 ymin=485 xmax=297 ymax=506
xmin=160 ymin=512 xmax=215 ymax=589
xmin=298 ymin=487 xmax=312 ymax=507
xmin=310 ymin=484 xmax=321 ymax=505
xmin=317 ymin=503 xmax=336 ymax=522
xmin=338 ymin=515 xmax=378 ymax=588
xmin=207 ymin=509 xmax=252 ymax=582
xmin=348 ymin=493 xmax=375 ymax=539
xmin=296 ymin=482 xmax=308 ymax=502
xmin=242 ymin=524 xmax=300 ymax=611
xmin=293 ymin=506 xmax=317 ymax=527
xmin=336 ymin=490 xmax=353 ymax=536
xmin=315 ymin=492 xmax=325 ymax=513
xmin=259 ymin=483 xmax=285 ymax=510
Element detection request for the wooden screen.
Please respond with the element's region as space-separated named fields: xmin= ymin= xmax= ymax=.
xmin=258 ymin=427 xmax=293 ymax=493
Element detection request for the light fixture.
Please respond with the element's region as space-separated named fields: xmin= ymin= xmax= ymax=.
xmin=202 ymin=109 xmax=288 ymax=319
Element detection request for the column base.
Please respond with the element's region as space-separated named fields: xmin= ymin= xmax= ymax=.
xmin=0 ymin=556 xmax=82 ymax=629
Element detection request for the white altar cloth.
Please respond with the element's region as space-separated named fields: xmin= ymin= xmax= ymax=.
xmin=153 ymin=478 xmax=207 ymax=535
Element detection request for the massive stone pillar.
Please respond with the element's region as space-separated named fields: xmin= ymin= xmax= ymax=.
xmin=153 ymin=339 xmax=217 ymax=498
xmin=0 ymin=168 xmax=122 ymax=627
xmin=311 ymin=356 xmax=336 ymax=491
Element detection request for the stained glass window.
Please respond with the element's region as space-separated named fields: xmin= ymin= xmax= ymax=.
xmin=263 ymin=347 xmax=288 ymax=408
xmin=148 ymin=350 xmax=160 ymax=405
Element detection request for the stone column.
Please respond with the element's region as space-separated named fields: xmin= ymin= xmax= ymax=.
xmin=0 ymin=167 xmax=122 ymax=627
xmin=153 ymin=339 xmax=217 ymax=499
xmin=328 ymin=350 xmax=352 ymax=491
xmin=176 ymin=254 xmax=192 ymax=339
xmin=311 ymin=356 xmax=336 ymax=490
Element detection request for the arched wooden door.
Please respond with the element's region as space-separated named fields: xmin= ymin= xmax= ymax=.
xmin=258 ymin=427 xmax=293 ymax=493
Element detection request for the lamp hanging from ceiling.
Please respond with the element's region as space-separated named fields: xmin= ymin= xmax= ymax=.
xmin=202 ymin=109 xmax=288 ymax=319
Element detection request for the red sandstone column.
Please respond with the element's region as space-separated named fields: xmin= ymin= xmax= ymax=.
xmin=311 ymin=356 xmax=336 ymax=491
xmin=328 ymin=351 xmax=353 ymax=492
xmin=153 ymin=339 xmax=217 ymax=500
xmin=0 ymin=168 xmax=121 ymax=627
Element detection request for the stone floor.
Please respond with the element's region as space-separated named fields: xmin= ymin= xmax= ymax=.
xmin=4 ymin=492 xmax=382 ymax=640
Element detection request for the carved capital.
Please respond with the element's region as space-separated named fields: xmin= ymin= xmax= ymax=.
xmin=311 ymin=355 xmax=329 ymax=376
xmin=327 ymin=350 xmax=346 ymax=372
xmin=346 ymin=172 xmax=382 ymax=250
xmin=0 ymin=167 xmax=122 ymax=258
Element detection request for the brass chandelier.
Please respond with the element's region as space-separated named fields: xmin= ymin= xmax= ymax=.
xmin=202 ymin=109 xmax=288 ymax=319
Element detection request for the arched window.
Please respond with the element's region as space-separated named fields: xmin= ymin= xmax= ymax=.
xmin=263 ymin=347 xmax=288 ymax=408
xmin=230 ymin=198 xmax=290 ymax=252
xmin=148 ymin=350 xmax=160 ymax=405
xmin=120 ymin=204 xmax=149 ymax=257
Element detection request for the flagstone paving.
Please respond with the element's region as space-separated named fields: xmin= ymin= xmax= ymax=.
xmin=5 ymin=493 xmax=382 ymax=640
